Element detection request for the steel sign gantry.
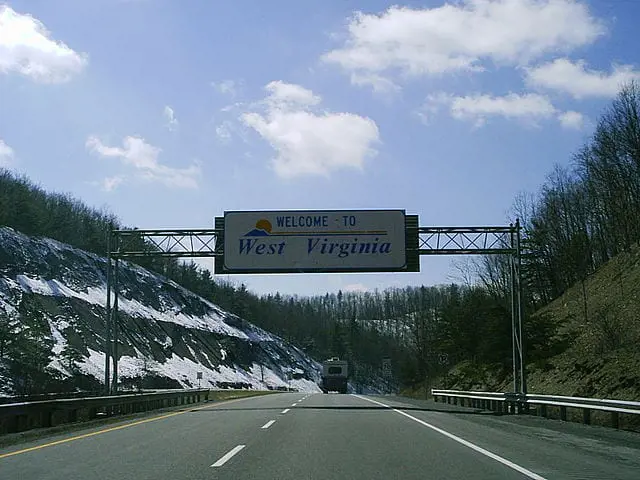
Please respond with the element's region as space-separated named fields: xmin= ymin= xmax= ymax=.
xmin=104 ymin=217 xmax=525 ymax=396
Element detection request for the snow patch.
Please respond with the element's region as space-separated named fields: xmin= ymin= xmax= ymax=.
xmin=15 ymin=275 xmax=250 ymax=338
xmin=80 ymin=348 xmax=106 ymax=383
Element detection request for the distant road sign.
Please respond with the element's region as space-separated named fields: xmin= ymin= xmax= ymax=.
xmin=382 ymin=358 xmax=392 ymax=377
xmin=219 ymin=210 xmax=407 ymax=274
xmin=196 ymin=372 xmax=203 ymax=379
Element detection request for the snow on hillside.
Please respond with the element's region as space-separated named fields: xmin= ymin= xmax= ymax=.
xmin=0 ymin=227 xmax=322 ymax=394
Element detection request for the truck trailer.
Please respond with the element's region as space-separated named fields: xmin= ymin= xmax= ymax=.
xmin=320 ymin=358 xmax=348 ymax=394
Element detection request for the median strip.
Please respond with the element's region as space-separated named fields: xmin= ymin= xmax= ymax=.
xmin=352 ymin=395 xmax=548 ymax=480
xmin=210 ymin=444 xmax=246 ymax=467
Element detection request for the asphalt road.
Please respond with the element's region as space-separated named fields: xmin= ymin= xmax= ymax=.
xmin=1 ymin=392 xmax=639 ymax=479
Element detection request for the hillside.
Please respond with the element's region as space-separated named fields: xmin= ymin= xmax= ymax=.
xmin=0 ymin=226 xmax=322 ymax=396
xmin=435 ymin=242 xmax=640 ymax=401
xmin=522 ymin=242 xmax=640 ymax=399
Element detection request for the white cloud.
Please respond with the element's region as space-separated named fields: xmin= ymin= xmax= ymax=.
xmin=101 ymin=176 xmax=125 ymax=192
xmin=0 ymin=139 xmax=15 ymax=166
xmin=215 ymin=121 xmax=232 ymax=143
xmin=263 ymin=80 xmax=321 ymax=109
xmin=241 ymin=81 xmax=379 ymax=178
xmin=0 ymin=5 xmax=87 ymax=83
xmin=163 ymin=106 xmax=179 ymax=131
xmin=428 ymin=92 xmax=556 ymax=126
xmin=322 ymin=1 xmax=604 ymax=87
xmin=525 ymin=58 xmax=640 ymax=98
xmin=557 ymin=110 xmax=585 ymax=130
xmin=350 ymin=73 xmax=400 ymax=95
xmin=86 ymin=136 xmax=201 ymax=189
xmin=211 ymin=79 xmax=238 ymax=97
xmin=344 ymin=283 xmax=369 ymax=293
xmin=425 ymin=91 xmax=580 ymax=129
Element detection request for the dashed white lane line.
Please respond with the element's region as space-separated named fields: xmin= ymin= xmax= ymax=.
xmin=210 ymin=445 xmax=246 ymax=467
xmin=261 ymin=420 xmax=276 ymax=429
xmin=352 ymin=395 xmax=547 ymax=480
xmin=291 ymin=403 xmax=298 ymax=407
xmin=281 ymin=409 xmax=290 ymax=414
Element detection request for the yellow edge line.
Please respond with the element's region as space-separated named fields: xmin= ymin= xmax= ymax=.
xmin=0 ymin=395 xmax=252 ymax=460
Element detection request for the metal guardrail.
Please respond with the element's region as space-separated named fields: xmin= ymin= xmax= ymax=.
xmin=0 ymin=389 xmax=211 ymax=435
xmin=432 ymin=389 xmax=640 ymax=429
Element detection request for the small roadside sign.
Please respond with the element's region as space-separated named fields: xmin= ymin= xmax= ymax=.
xmin=382 ymin=358 xmax=392 ymax=377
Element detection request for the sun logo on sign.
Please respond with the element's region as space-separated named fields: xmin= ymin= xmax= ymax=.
xmin=245 ymin=219 xmax=273 ymax=236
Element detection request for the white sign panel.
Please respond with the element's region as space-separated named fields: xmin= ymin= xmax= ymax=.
xmin=223 ymin=210 xmax=406 ymax=272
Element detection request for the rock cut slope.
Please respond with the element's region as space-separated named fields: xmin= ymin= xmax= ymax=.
xmin=0 ymin=227 xmax=321 ymax=396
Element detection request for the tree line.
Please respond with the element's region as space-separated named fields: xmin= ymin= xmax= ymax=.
xmin=518 ymin=81 xmax=640 ymax=309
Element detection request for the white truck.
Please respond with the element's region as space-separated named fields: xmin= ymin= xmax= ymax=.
xmin=320 ymin=357 xmax=348 ymax=394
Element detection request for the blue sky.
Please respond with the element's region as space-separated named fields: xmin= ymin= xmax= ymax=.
xmin=1 ymin=0 xmax=639 ymax=296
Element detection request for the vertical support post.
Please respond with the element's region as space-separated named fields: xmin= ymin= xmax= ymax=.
xmin=105 ymin=230 xmax=112 ymax=395
xmin=510 ymin=224 xmax=518 ymax=394
xmin=516 ymin=219 xmax=527 ymax=396
xmin=112 ymin=257 xmax=120 ymax=393
xmin=560 ymin=406 xmax=567 ymax=421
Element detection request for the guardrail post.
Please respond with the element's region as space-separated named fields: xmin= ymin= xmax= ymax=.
xmin=16 ymin=415 xmax=26 ymax=432
xmin=41 ymin=410 xmax=53 ymax=428
xmin=560 ymin=406 xmax=567 ymax=421
xmin=583 ymin=408 xmax=591 ymax=425
xmin=68 ymin=409 xmax=78 ymax=423
xmin=497 ymin=401 xmax=503 ymax=414
xmin=539 ymin=405 xmax=547 ymax=418
xmin=611 ymin=412 xmax=619 ymax=429
xmin=6 ymin=415 xmax=18 ymax=433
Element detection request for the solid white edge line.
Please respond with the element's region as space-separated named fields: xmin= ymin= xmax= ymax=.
xmin=352 ymin=395 xmax=547 ymax=480
xmin=210 ymin=444 xmax=246 ymax=467
xmin=282 ymin=409 xmax=290 ymax=414
xmin=261 ymin=420 xmax=276 ymax=429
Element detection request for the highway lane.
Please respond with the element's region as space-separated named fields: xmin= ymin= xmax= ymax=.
xmin=356 ymin=395 xmax=640 ymax=480
xmin=222 ymin=392 xmax=537 ymax=480
xmin=0 ymin=392 xmax=307 ymax=480
xmin=1 ymin=392 xmax=639 ymax=479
